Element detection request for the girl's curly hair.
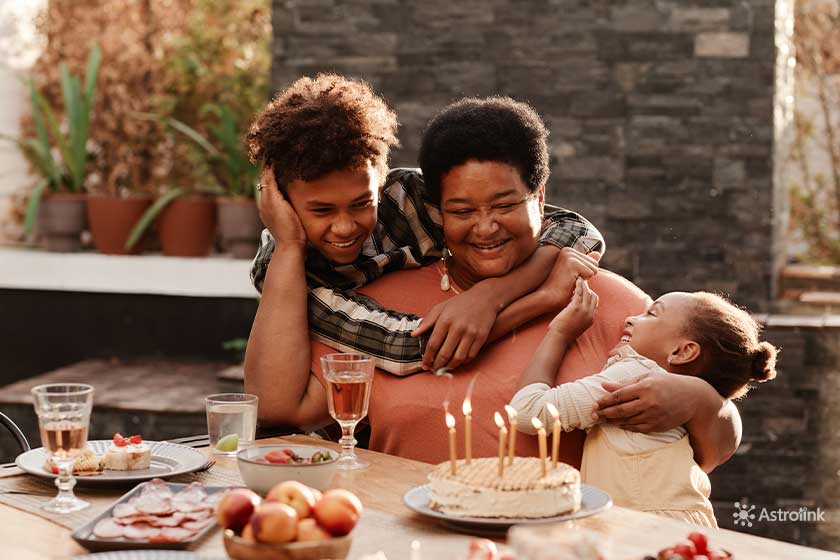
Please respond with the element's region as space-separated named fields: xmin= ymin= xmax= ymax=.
xmin=247 ymin=73 xmax=399 ymax=188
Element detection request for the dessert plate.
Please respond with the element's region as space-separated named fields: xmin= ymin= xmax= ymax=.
xmin=16 ymin=441 xmax=209 ymax=485
xmin=403 ymin=483 xmax=612 ymax=534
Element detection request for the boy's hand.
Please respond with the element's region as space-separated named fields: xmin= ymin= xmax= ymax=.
xmin=537 ymin=248 xmax=600 ymax=311
xmin=548 ymin=277 xmax=598 ymax=340
xmin=411 ymin=284 xmax=502 ymax=371
xmin=257 ymin=167 xmax=307 ymax=250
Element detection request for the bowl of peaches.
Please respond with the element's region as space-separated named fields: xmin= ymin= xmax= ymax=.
xmin=237 ymin=445 xmax=337 ymax=494
xmin=218 ymin=481 xmax=361 ymax=560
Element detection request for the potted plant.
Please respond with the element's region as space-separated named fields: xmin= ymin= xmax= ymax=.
xmin=5 ymin=47 xmax=100 ymax=251
xmin=126 ymin=104 xmax=259 ymax=257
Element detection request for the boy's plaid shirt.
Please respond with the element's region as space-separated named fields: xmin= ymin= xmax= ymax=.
xmin=250 ymin=168 xmax=605 ymax=376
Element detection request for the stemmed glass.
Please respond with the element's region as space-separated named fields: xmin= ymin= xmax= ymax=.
xmin=321 ymin=353 xmax=374 ymax=470
xmin=31 ymin=383 xmax=94 ymax=513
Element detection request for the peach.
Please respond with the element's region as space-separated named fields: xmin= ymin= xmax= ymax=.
xmin=266 ymin=480 xmax=317 ymax=519
xmin=312 ymin=489 xmax=362 ymax=536
xmin=251 ymin=502 xmax=299 ymax=544
xmin=296 ymin=518 xmax=332 ymax=542
xmin=216 ymin=488 xmax=261 ymax=532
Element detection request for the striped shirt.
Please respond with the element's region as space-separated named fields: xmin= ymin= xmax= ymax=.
xmin=250 ymin=168 xmax=604 ymax=376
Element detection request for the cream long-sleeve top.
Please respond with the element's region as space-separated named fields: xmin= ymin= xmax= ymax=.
xmin=509 ymin=344 xmax=717 ymax=528
xmin=510 ymin=344 xmax=686 ymax=449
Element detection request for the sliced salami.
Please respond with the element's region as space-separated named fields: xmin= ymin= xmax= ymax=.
xmin=148 ymin=512 xmax=186 ymax=527
xmin=160 ymin=526 xmax=194 ymax=541
xmin=92 ymin=519 xmax=124 ymax=539
xmin=123 ymin=522 xmax=162 ymax=540
xmin=182 ymin=517 xmax=214 ymax=532
xmin=135 ymin=494 xmax=173 ymax=515
xmin=182 ymin=508 xmax=213 ymax=521
xmin=111 ymin=502 xmax=138 ymax=518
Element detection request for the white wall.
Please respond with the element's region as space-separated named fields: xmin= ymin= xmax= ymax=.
xmin=0 ymin=0 xmax=47 ymax=244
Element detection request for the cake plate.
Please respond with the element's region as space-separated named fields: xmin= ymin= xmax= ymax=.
xmin=402 ymin=483 xmax=612 ymax=535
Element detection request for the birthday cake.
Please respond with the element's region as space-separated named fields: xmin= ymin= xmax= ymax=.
xmin=427 ymin=457 xmax=581 ymax=518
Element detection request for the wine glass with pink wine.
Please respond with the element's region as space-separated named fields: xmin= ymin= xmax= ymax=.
xmin=321 ymin=353 xmax=374 ymax=470
xmin=31 ymin=383 xmax=94 ymax=513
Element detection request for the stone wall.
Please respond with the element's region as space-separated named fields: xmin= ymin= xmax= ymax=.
xmin=271 ymin=0 xmax=791 ymax=311
xmin=710 ymin=319 xmax=840 ymax=551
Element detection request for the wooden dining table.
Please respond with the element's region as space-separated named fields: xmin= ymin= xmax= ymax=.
xmin=2 ymin=434 xmax=838 ymax=560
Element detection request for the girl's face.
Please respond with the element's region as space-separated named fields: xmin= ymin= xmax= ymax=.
xmin=621 ymin=292 xmax=696 ymax=369
xmin=285 ymin=163 xmax=379 ymax=264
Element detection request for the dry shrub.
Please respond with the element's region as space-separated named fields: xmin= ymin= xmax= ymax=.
xmin=23 ymin=0 xmax=192 ymax=196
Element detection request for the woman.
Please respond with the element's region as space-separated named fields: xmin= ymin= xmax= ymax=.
xmin=246 ymin=96 xmax=740 ymax=469
xmin=246 ymin=73 xmax=604 ymax=376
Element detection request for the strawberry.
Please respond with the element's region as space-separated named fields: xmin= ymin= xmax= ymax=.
xmin=51 ymin=465 xmax=59 ymax=474
xmin=128 ymin=435 xmax=142 ymax=445
xmin=673 ymin=543 xmax=696 ymax=557
xmin=113 ymin=433 xmax=128 ymax=447
xmin=688 ymin=532 xmax=708 ymax=554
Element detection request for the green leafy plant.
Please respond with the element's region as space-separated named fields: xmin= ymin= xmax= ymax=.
xmin=4 ymin=46 xmax=100 ymax=235
xmin=124 ymin=104 xmax=257 ymax=250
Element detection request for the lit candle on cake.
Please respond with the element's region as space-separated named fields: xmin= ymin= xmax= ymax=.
xmin=545 ymin=402 xmax=561 ymax=469
xmin=494 ymin=412 xmax=507 ymax=478
xmin=462 ymin=397 xmax=472 ymax=465
xmin=504 ymin=405 xmax=517 ymax=466
xmin=446 ymin=412 xmax=457 ymax=475
xmin=531 ymin=417 xmax=547 ymax=478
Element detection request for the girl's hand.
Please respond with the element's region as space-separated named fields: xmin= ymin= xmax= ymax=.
xmin=257 ymin=167 xmax=307 ymax=250
xmin=537 ymin=248 xmax=600 ymax=311
xmin=548 ymin=277 xmax=598 ymax=340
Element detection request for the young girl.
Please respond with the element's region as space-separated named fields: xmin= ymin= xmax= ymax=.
xmin=510 ymin=278 xmax=778 ymax=528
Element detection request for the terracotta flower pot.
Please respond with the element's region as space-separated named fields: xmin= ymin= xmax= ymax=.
xmin=157 ymin=194 xmax=217 ymax=257
xmin=38 ymin=192 xmax=87 ymax=252
xmin=87 ymin=195 xmax=153 ymax=255
xmin=217 ymin=197 xmax=263 ymax=258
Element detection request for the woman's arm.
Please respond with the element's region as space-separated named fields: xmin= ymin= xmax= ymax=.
xmin=592 ymin=374 xmax=741 ymax=472
xmin=244 ymin=170 xmax=330 ymax=428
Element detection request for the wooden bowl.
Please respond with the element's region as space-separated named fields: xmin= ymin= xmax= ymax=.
xmin=223 ymin=529 xmax=352 ymax=560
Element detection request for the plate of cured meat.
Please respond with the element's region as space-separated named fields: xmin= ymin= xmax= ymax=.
xmin=71 ymin=479 xmax=225 ymax=551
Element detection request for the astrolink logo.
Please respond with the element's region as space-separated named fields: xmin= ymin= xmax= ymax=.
xmin=733 ymin=501 xmax=826 ymax=527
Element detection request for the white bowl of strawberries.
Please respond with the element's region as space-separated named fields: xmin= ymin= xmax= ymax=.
xmin=217 ymin=481 xmax=361 ymax=560
xmin=237 ymin=445 xmax=338 ymax=494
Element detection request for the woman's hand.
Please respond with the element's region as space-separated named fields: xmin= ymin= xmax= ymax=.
xmin=257 ymin=167 xmax=307 ymax=250
xmin=411 ymin=283 xmax=503 ymax=371
xmin=592 ymin=371 xmax=704 ymax=432
xmin=548 ymin=277 xmax=598 ymax=340
xmin=537 ymin=248 xmax=600 ymax=311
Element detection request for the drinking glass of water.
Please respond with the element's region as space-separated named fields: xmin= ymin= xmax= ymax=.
xmin=321 ymin=353 xmax=374 ymax=470
xmin=206 ymin=393 xmax=258 ymax=455
xmin=31 ymin=383 xmax=94 ymax=513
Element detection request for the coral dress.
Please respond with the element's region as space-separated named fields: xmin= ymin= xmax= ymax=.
xmin=309 ymin=264 xmax=650 ymax=469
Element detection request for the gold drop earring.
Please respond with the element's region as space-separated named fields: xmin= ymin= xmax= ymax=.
xmin=440 ymin=248 xmax=451 ymax=292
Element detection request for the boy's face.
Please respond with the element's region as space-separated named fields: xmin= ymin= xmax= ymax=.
xmin=285 ymin=162 xmax=379 ymax=264
xmin=621 ymin=292 xmax=694 ymax=367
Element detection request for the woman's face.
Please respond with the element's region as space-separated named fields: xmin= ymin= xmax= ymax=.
xmin=285 ymin=163 xmax=379 ymax=264
xmin=441 ymin=160 xmax=544 ymax=286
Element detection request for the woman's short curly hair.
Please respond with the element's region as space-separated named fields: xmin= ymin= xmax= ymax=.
xmin=247 ymin=73 xmax=399 ymax=189
xmin=418 ymin=96 xmax=549 ymax=202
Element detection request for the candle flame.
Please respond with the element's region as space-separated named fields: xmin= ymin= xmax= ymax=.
xmin=504 ymin=404 xmax=517 ymax=421
xmin=445 ymin=412 xmax=456 ymax=429
xmin=545 ymin=402 xmax=559 ymax=419
xmin=531 ymin=417 xmax=544 ymax=430
xmin=462 ymin=397 xmax=472 ymax=415
xmin=494 ymin=411 xmax=505 ymax=428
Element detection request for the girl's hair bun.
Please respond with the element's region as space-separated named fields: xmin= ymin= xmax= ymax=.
xmin=751 ymin=341 xmax=778 ymax=382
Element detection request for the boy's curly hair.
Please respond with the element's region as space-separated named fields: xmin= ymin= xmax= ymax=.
xmin=247 ymin=73 xmax=399 ymax=188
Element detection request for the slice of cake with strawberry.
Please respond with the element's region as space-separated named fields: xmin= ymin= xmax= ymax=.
xmin=101 ymin=433 xmax=151 ymax=471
